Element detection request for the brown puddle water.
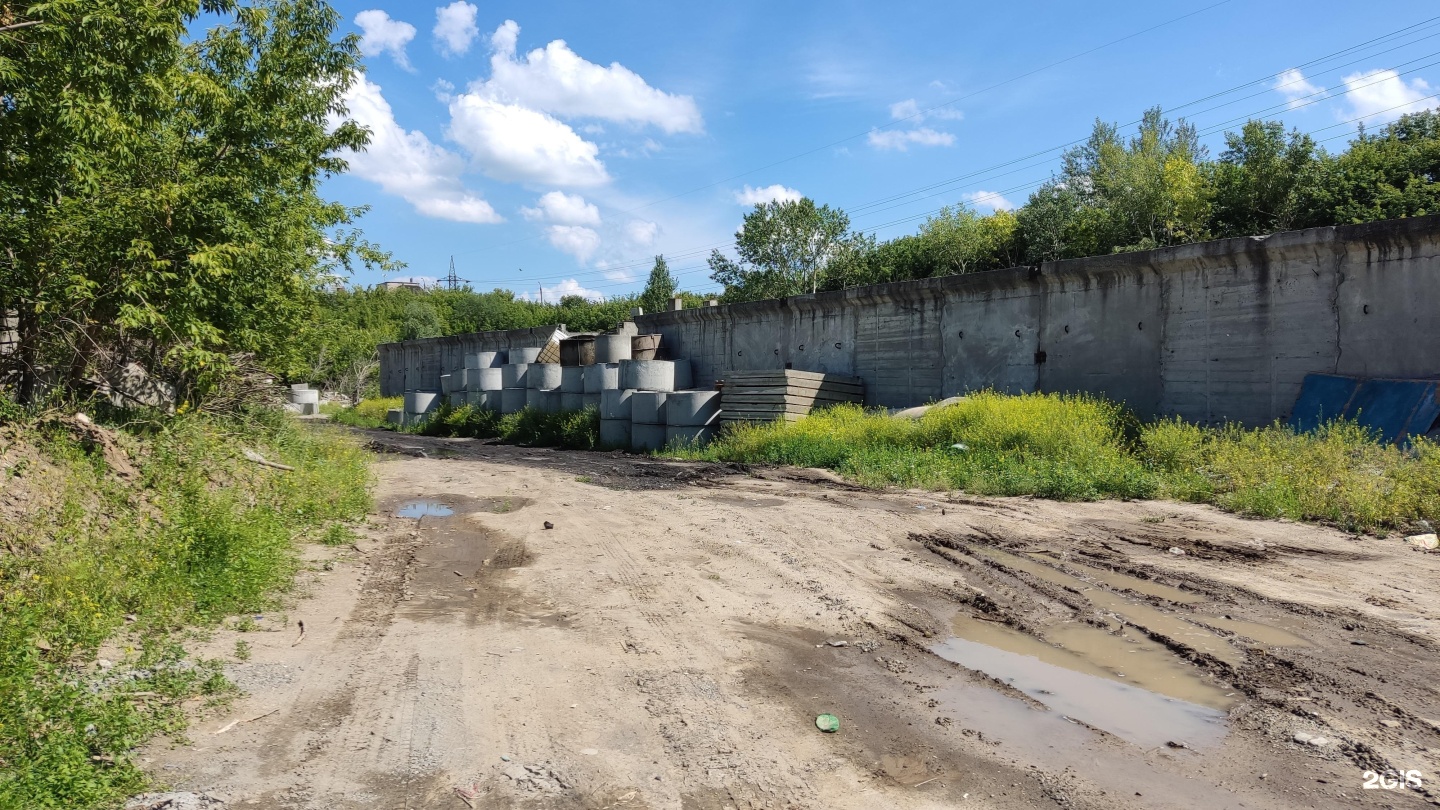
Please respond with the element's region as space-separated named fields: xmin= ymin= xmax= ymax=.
xmin=1030 ymin=553 xmax=1201 ymax=603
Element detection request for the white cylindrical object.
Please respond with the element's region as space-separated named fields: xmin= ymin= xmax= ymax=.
xmin=512 ymin=347 xmax=543 ymax=364
xmin=290 ymin=388 xmax=320 ymax=405
xmin=501 ymin=363 xmax=530 ymax=388
xmin=466 ymin=351 xmax=505 ymax=369
xmin=561 ymin=392 xmax=585 ymax=412
xmin=467 ymin=390 xmax=498 ymax=411
xmin=594 ymin=334 xmax=632 ymax=363
xmin=583 ymin=362 xmax=620 ymax=393
xmin=620 ymin=359 xmax=689 ymax=393
xmin=405 ymin=391 xmax=440 ymax=414
xmin=674 ymin=359 xmax=693 ymax=391
xmin=600 ymin=388 xmax=633 ymax=420
xmin=630 ymin=391 xmax=668 ymax=425
xmin=527 ymin=388 xmax=561 ymax=413
xmin=630 ymin=423 xmax=667 ymax=453
xmin=666 ymin=425 xmax=716 ymax=448
xmin=665 ymin=390 xmax=721 ymax=426
xmin=528 ymin=363 xmax=563 ymax=390
xmin=560 ymin=366 xmax=585 ymax=393
xmin=600 ymin=418 xmax=631 ymax=449
xmin=582 ymin=392 xmax=602 ymax=411
xmin=440 ymin=373 xmax=456 ymax=394
xmin=473 ymin=367 xmax=503 ymax=391
xmin=500 ymin=388 xmax=527 ymax=414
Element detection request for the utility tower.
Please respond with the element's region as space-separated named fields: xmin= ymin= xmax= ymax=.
xmin=444 ymin=256 xmax=468 ymax=291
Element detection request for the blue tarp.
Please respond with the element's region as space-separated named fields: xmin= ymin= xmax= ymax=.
xmin=1289 ymin=373 xmax=1440 ymax=444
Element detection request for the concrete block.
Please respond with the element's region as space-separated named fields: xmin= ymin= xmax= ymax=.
xmin=630 ymin=391 xmax=668 ymax=425
xmin=631 ymin=422 xmax=667 ymax=452
xmin=528 ymin=363 xmax=563 ymax=390
xmin=290 ymin=383 xmax=311 ymax=392
xmin=465 ymin=351 xmax=506 ymax=369
xmin=290 ymin=388 xmax=320 ymax=405
xmin=560 ymin=366 xmax=585 ymax=393
xmin=595 ymin=334 xmax=632 ymax=363
xmin=466 ymin=390 xmax=498 ymax=411
xmin=297 ymin=401 xmax=318 ymax=416
xmin=448 ymin=392 xmax=466 ymax=407
xmin=582 ymin=392 xmax=602 ymax=411
xmin=472 ymin=367 xmax=503 ymax=391
xmin=599 ymin=418 xmax=631 ymax=449
xmin=666 ymin=425 xmax=716 ymax=448
xmin=440 ymin=373 xmax=456 ymax=394
xmin=666 ymin=390 xmax=721 ymax=426
xmin=600 ymin=388 xmax=634 ymax=420
xmin=620 ymin=359 xmax=684 ymax=392
xmin=561 ymin=392 xmax=585 ymax=412
xmin=501 ymin=363 xmax=530 ymax=388
xmin=404 ymin=391 xmax=440 ymax=414
xmin=512 ymin=347 xmax=543 ymax=364
xmin=583 ymin=362 xmax=620 ymax=393
xmin=527 ymin=388 xmax=562 ymax=413
xmin=500 ymin=388 xmax=527 ymax=414
xmin=386 ymin=408 xmax=403 ymax=425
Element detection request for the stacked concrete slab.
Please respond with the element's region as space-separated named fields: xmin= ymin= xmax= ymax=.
xmin=719 ymin=370 xmax=864 ymax=424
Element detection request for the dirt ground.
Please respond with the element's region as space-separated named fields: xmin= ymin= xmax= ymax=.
xmin=138 ymin=430 xmax=1440 ymax=809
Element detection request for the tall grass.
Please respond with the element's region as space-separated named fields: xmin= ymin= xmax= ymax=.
xmin=0 ymin=409 xmax=371 ymax=809
xmin=680 ymin=391 xmax=1438 ymax=533
xmin=338 ymin=399 xmax=602 ymax=451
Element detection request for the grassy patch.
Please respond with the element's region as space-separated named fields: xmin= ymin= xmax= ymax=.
xmin=330 ymin=395 xmax=402 ymax=430
xmin=336 ymin=399 xmax=603 ymax=451
xmin=0 ymin=408 xmax=371 ymax=809
xmin=678 ymin=390 xmax=1438 ymax=533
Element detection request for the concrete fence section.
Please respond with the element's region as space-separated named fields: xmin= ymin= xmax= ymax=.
xmin=378 ymin=325 xmax=563 ymax=396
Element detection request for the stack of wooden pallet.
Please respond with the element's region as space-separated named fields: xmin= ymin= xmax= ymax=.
xmin=718 ymin=369 xmax=865 ymax=424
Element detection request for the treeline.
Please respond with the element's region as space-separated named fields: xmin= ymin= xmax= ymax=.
xmin=709 ymin=107 xmax=1440 ymax=300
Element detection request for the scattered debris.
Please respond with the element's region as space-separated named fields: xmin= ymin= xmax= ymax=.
xmin=826 ymin=640 xmax=849 ymax=647
xmin=1407 ymin=533 xmax=1438 ymax=550
xmin=241 ymin=448 xmax=294 ymax=472
xmin=124 ymin=792 xmax=227 ymax=810
xmin=213 ymin=708 xmax=279 ymax=735
xmin=815 ymin=713 xmax=840 ymax=733
xmin=1168 ymin=547 xmax=1186 ymax=556
xmin=543 ymin=521 xmax=555 ymax=530
xmin=291 ymin=620 xmax=306 ymax=647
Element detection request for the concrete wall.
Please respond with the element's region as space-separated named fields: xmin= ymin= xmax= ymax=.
xmin=377 ymin=325 xmax=565 ymax=396
xmin=625 ymin=215 xmax=1440 ymax=425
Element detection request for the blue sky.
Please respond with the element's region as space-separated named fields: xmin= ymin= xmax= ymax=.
xmin=318 ymin=1 xmax=1440 ymax=299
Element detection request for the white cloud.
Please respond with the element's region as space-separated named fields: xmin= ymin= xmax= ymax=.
xmin=890 ymin=98 xmax=921 ymax=120
xmin=355 ymin=10 xmax=416 ymax=70
xmin=601 ymin=268 xmax=636 ymax=283
xmin=522 ymin=277 xmax=605 ymax=302
xmin=521 ymin=191 xmax=601 ymax=226
xmin=889 ymin=98 xmax=964 ymax=122
xmin=434 ymin=1 xmax=479 ymax=57
xmin=545 ymin=225 xmax=602 ymax=263
xmin=624 ymin=220 xmax=658 ymax=246
xmin=734 ymin=184 xmax=802 ymax=206
xmin=963 ymin=190 xmax=1015 ymax=212
xmin=475 ymin=20 xmax=703 ymax=134
xmin=447 ymin=93 xmax=609 ymax=186
xmin=338 ymin=76 xmax=501 ymax=224
xmin=1341 ymin=69 xmax=1433 ymax=125
xmin=1273 ymin=68 xmax=1326 ymax=109
xmin=867 ymin=127 xmax=955 ymax=151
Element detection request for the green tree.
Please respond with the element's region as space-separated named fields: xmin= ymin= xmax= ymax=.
xmin=399 ymin=300 xmax=443 ymax=341
xmin=638 ymin=254 xmax=678 ymax=313
xmin=708 ymin=198 xmax=868 ymax=301
xmin=0 ymin=0 xmax=389 ymax=404
xmin=1209 ymin=120 xmax=1326 ymax=238
xmin=1317 ymin=110 xmax=1440 ymax=224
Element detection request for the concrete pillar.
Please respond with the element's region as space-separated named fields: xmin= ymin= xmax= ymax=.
xmin=670 ymin=296 xmax=684 ymax=311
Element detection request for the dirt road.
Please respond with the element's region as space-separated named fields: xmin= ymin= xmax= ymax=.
xmin=140 ymin=431 xmax=1440 ymax=809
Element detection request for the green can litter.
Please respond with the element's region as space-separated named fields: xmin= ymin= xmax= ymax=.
xmin=815 ymin=713 xmax=840 ymax=733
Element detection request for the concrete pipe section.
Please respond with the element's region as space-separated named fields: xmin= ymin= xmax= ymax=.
xmin=599 ymin=418 xmax=631 ymax=449
xmin=666 ymin=425 xmax=716 ymax=448
xmin=560 ymin=366 xmax=585 ymax=393
xmin=500 ymin=388 xmax=527 ymax=414
xmin=448 ymin=392 xmax=466 ymax=407
xmin=619 ymin=360 xmax=693 ymax=393
xmin=528 ymin=363 xmax=564 ymax=390
xmin=630 ymin=423 xmax=667 ymax=452
xmin=290 ymin=388 xmax=320 ymax=405
xmin=467 ymin=390 xmax=498 ymax=411
xmin=527 ymin=388 xmax=562 ymax=413
xmin=465 ymin=351 xmax=506 ymax=369
xmin=600 ymin=389 xmax=634 ymax=420
xmin=511 ymin=347 xmax=543 ymax=364
xmin=594 ymin=334 xmax=632 ymax=363
xmin=561 ymin=392 xmax=585 ymax=412
xmin=582 ymin=392 xmax=602 ymax=411
xmin=630 ymin=391 xmax=668 ymax=425
xmin=583 ymin=362 xmax=620 ymax=393
xmin=501 ymin=363 xmax=530 ymax=389
xmin=439 ymin=374 xmax=456 ymax=394
xmin=473 ymin=367 xmax=503 ymax=391
xmin=664 ymin=391 xmax=720 ymax=426
xmin=404 ymin=391 xmax=440 ymax=414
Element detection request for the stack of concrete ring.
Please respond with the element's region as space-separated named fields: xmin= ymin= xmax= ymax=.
xmin=599 ymin=357 xmax=721 ymax=452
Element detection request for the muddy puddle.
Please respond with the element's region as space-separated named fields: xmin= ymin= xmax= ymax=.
xmin=934 ymin=615 xmax=1230 ymax=749
xmin=397 ymin=500 xmax=454 ymax=518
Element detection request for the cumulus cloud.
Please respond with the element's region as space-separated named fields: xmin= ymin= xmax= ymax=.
xmin=963 ymin=190 xmax=1015 ymax=212
xmin=734 ymin=184 xmax=802 ymax=206
xmin=1273 ymin=68 xmax=1327 ymax=109
xmin=545 ymin=225 xmax=602 ymax=263
xmin=1341 ymin=69 xmax=1433 ymax=125
xmin=356 ymin=10 xmax=416 ymax=70
xmin=521 ymin=191 xmax=601 ymax=226
xmin=338 ymin=76 xmax=500 ymax=224
xmin=889 ymin=98 xmax=963 ymax=122
xmin=867 ymin=127 xmax=955 ymax=151
xmin=434 ymin=1 xmax=479 ymax=57
xmin=474 ymin=20 xmax=703 ymax=134
xmin=625 ymin=220 xmax=658 ymax=246
xmin=531 ymin=277 xmax=605 ymax=302
xmin=447 ymin=94 xmax=609 ymax=186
